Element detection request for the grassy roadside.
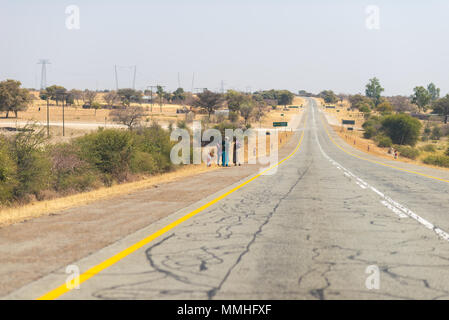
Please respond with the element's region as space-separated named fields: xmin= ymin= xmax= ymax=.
xmin=0 ymin=127 xmax=295 ymax=227
xmin=323 ymin=106 xmax=449 ymax=173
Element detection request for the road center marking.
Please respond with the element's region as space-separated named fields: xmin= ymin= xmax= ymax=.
xmin=311 ymin=102 xmax=449 ymax=243
xmin=37 ymin=112 xmax=308 ymax=300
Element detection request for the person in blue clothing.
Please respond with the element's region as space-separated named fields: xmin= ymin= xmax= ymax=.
xmin=222 ymin=137 xmax=230 ymax=167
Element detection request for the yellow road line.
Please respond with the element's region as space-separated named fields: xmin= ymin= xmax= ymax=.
xmin=38 ymin=113 xmax=308 ymax=300
xmin=319 ymin=111 xmax=449 ymax=184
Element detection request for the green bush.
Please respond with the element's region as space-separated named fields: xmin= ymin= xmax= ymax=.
xmin=134 ymin=124 xmax=173 ymax=173
xmin=376 ymin=136 xmax=393 ymax=148
xmin=394 ymin=145 xmax=420 ymax=159
xmin=431 ymin=126 xmax=442 ymax=140
xmin=11 ymin=127 xmax=52 ymax=198
xmin=423 ymin=155 xmax=449 ymax=168
xmin=381 ymin=114 xmax=422 ymax=146
xmin=49 ymin=143 xmax=96 ymax=193
xmin=130 ymin=151 xmax=157 ymax=174
xmin=362 ymin=116 xmax=381 ymax=139
xmin=0 ymin=137 xmax=18 ymax=204
xmin=76 ymin=129 xmax=134 ymax=183
xmin=445 ymin=146 xmax=449 ymax=157
xmin=420 ymin=144 xmax=437 ymax=153
xmin=363 ymin=126 xmax=376 ymax=139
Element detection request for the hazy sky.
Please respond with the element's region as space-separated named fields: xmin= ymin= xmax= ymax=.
xmin=1 ymin=0 xmax=449 ymax=96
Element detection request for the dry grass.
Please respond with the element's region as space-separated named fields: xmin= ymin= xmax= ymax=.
xmin=0 ymin=127 xmax=295 ymax=227
xmin=0 ymin=164 xmax=217 ymax=227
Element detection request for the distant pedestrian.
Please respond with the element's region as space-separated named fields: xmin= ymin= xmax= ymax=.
xmin=232 ymin=137 xmax=238 ymax=166
xmin=207 ymin=149 xmax=214 ymax=167
xmin=216 ymin=141 xmax=222 ymax=165
xmin=222 ymin=137 xmax=230 ymax=167
xmin=394 ymin=150 xmax=398 ymax=159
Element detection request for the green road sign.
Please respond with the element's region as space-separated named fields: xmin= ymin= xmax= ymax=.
xmin=273 ymin=122 xmax=288 ymax=127
xmin=288 ymin=106 xmax=299 ymax=109
xmin=342 ymin=119 xmax=355 ymax=125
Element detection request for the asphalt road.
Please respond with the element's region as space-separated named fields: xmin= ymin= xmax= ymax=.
xmin=7 ymin=98 xmax=449 ymax=300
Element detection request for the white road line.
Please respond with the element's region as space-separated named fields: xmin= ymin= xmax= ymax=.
xmin=310 ymin=104 xmax=449 ymax=242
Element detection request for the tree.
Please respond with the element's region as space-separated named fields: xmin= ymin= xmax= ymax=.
xmin=84 ymin=89 xmax=98 ymax=106
xmin=319 ymin=90 xmax=338 ymax=104
xmin=411 ymin=86 xmax=431 ymax=113
xmin=432 ymin=94 xmax=449 ymax=124
xmin=0 ymin=79 xmax=31 ymax=118
xmin=239 ymin=102 xmax=254 ymax=126
xmin=117 ymin=88 xmax=141 ymax=107
xmin=104 ymin=91 xmax=119 ymax=107
xmin=44 ymin=85 xmax=67 ymax=106
xmin=386 ymin=95 xmax=416 ymax=113
xmin=376 ymin=101 xmax=393 ymax=114
xmin=365 ymin=77 xmax=384 ymax=107
xmin=381 ymin=114 xmax=422 ymax=146
xmin=156 ymin=86 xmax=165 ymax=112
xmin=278 ymin=90 xmax=294 ymax=107
xmin=225 ymin=90 xmax=247 ymax=112
xmin=194 ymin=90 xmax=223 ymax=118
xmin=110 ymin=105 xmax=146 ymax=130
xmin=172 ymin=88 xmax=185 ymax=104
xmin=69 ymin=89 xmax=83 ymax=106
xmin=348 ymin=94 xmax=374 ymax=110
xmin=427 ymin=83 xmax=440 ymax=102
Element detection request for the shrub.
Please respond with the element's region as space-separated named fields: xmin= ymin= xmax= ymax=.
xmin=446 ymin=146 xmax=449 ymax=157
xmin=420 ymin=144 xmax=437 ymax=153
xmin=431 ymin=126 xmax=442 ymax=140
xmin=11 ymin=127 xmax=52 ymax=198
xmin=362 ymin=116 xmax=381 ymax=139
xmin=228 ymin=111 xmax=239 ymax=123
xmin=130 ymin=151 xmax=157 ymax=174
xmin=423 ymin=155 xmax=449 ymax=167
xmin=363 ymin=126 xmax=376 ymax=139
xmin=76 ymin=129 xmax=134 ymax=183
xmin=49 ymin=143 xmax=95 ymax=193
xmin=381 ymin=114 xmax=422 ymax=146
xmin=394 ymin=145 xmax=420 ymax=160
xmin=0 ymin=137 xmax=18 ymax=204
xmin=376 ymin=136 xmax=393 ymax=148
xmin=134 ymin=124 xmax=173 ymax=173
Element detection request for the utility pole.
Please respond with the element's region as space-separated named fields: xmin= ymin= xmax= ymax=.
xmin=147 ymin=85 xmax=159 ymax=112
xmin=178 ymin=72 xmax=181 ymax=89
xmin=46 ymin=97 xmax=50 ymax=137
xmin=156 ymin=85 xmax=166 ymax=113
xmin=220 ymin=80 xmax=225 ymax=94
xmin=191 ymin=72 xmax=195 ymax=93
xmin=57 ymin=89 xmax=67 ymax=136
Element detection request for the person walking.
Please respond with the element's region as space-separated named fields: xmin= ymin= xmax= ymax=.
xmin=232 ymin=137 xmax=237 ymax=166
xmin=222 ymin=137 xmax=230 ymax=167
xmin=216 ymin=141 xmax=222 ymax=165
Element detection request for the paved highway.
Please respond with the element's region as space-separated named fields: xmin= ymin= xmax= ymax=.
xmin=7 ymin=98 xmax=449 ymax=300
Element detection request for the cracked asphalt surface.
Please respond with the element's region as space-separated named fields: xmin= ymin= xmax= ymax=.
xmin=6 ymin=98 xmax=449 ymax=300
